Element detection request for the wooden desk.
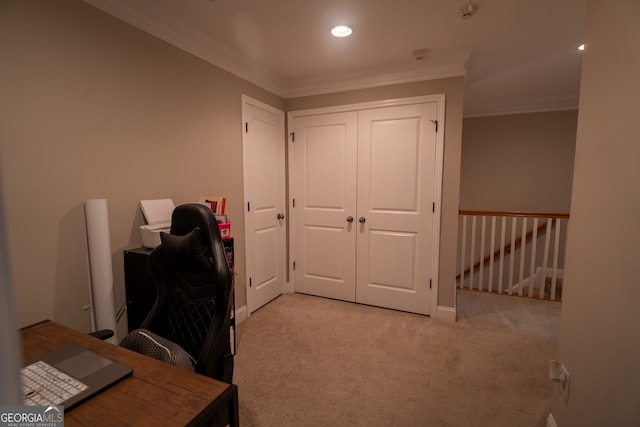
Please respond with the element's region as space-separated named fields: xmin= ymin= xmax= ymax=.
xmin=20 ymin=321 xmax=239 ymax=426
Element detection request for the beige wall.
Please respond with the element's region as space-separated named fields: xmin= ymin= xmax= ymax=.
xmin=461 ymin=110 xmax=577 ymax=212
xmin=287 ymin=77 xmax=465 ymax=310
xmin=551 ymin=0 xmax=640 ymax=425
xmin=0 ymin=0 xmax=283 ymax=334
xmin=1 ymin=0 xmax=463 ymax=337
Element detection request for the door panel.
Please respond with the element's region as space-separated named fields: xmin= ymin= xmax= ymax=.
xmin=243 ymin=97 xmax=286 ymax=314
xmin=369 ymin=118 xmax=422 ymax=211
xmin=305 ymin=225 xmax=347 ymax=280
xmin=356 ymin=103 xmax=437 ymax=314
xmin=306 ymin=126 xmax=350 ymax=208
xmin=367 ymin=230 xmax=417 ymax=291
xmin=292 ymin=112 xmax=358 ymax=302
xmin=253 ymin=227 xmax=277 ymax=290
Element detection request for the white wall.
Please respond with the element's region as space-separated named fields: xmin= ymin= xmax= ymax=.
xmin=551 ymin=0 xmax=640 ymax=425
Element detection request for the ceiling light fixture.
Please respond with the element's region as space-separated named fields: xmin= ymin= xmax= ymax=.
xmin=578 ymin=43 xmax=585 ymax=51
xmin=331 ymin=25 xmax=353 ymax=38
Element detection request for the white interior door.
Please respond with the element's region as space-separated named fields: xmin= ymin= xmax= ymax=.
xmin=355 ymin=103 xmax=438 ymax=315
xmin=290 ymin=96 xmax=443 ymax=316
xmin=242 ymin=96 xmax=286 ymax=314
xmin=291 ymin=112 xmax=358 ymax=301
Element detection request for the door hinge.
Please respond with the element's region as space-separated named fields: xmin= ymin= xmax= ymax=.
xmin=293 ymin=261 xmax=296 ymax=270
xmin=433 ymin=202 xmax=435 ymax=213
xmin=245 ymin=122 xmax=249 ymax=133
xmin=290 ymin=132 xmax=295 ymax=142
xmin=247 ymin=202 xmax=250 ymax=212
xmin=431 ymin=119 xmax=438 ymax=132
xmin=249 ymin=277 xmax=252 ymax=287
xmin=292 ymin=198 xmax=295 ymax=208
xmin=430 ymin=279 xmax=432 ymax=289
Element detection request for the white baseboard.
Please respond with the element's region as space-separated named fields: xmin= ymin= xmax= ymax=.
xmin=284 ymin=281 xmax=294 ymax=294
xmin=243 ymin=290 xmax=456 ymax=322
xmin=547 ymin=413 xmax=558 ymax=427
xmin=436 ymin=305 xmax=456 ymax=322
xmin=234 ymin=305 xmax=248 ymax=325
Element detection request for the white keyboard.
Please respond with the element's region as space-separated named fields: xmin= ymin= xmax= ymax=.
xmin=22 ymin=360 xmax=88 ymax=406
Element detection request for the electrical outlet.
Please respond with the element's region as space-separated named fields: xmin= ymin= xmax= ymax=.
xmin=549 ymin=360 xmax=570 ymax=402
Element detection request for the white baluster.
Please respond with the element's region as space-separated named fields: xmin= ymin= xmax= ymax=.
xmin=470 ymin=216 xmax=477 ymax=290
xmin=479 ymin=216 xmax=486 ymax=292
xmin=498 ymin=216 xmax=506 ymax=293
xmin=508 ymin=217 xmax=517 ymax=295
xmin=488 ymin=216 xmax=496 ymax=293
xmin=518 ymin=217 xmax=527 ymax=296
xmin=459 ymin=215 xmax=468 ymax=289
xmin=528 ymin=218 xmax=539 ymax=298
xmin=540 ymin=219 xmax=553 ymax=299
xmin=551 ymin=219 xmax=562 ymax=300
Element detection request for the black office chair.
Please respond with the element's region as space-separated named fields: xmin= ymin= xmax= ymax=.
xmin=121 ymin=203 xmax=234 ymax=384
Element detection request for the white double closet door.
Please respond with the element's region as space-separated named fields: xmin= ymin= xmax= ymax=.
xmin=290 ymin=97 xmax=442 ymax=315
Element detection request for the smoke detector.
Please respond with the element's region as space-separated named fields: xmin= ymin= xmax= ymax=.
xmin=458 ymin=2 xmax=477 ymax=19
xmin=413 ymin=49 xmax=429 ymax=61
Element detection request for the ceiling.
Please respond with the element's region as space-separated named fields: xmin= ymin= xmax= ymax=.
xmin=83 ymin=0 xmax=586 ymax=117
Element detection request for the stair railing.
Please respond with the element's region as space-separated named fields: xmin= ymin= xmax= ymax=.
xmin=457 ymin=210 xmax=570 ymax=301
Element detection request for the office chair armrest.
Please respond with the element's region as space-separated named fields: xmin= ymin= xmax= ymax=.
xmin=89 ymin=329 xmax=115 ymax=340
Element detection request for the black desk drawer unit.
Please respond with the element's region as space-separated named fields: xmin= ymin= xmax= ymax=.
xmin=123 ymin=246 xmax=154 ymax=331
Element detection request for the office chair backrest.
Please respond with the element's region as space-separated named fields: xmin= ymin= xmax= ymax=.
xmin=141 ymin=203 xmax=233 ymax=383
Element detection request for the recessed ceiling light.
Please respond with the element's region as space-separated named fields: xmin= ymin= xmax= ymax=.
xmin=578 ymin=44 xmax=585 ymax=51
xmin=331 ymin=25 xmax=353 ymax=38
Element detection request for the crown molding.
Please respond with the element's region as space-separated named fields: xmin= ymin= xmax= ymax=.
xmin=463 ymin=94 xmax=580 ymax=118
xmin=282 ymin=52 xmax=470 ymax=98
xmin=83 ymin=0 xmax=288 ymax=96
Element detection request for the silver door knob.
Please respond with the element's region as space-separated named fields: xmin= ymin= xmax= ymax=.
xmin=277 ymin=213 xmax=285 ymax=220
xmin=347 ymin=216 xmax=354 ymax=223
xmin=359 ymin=217 xmax=366 ymax=224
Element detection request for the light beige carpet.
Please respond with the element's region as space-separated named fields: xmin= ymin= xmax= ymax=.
xmin=234 ymin=290 xmax=560 ymax=427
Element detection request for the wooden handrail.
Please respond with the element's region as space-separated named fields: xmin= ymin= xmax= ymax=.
xmin=459 ymin=209 xmax=570 ymax=219
xmin=456 ymin=211 xmax=570 ymax=281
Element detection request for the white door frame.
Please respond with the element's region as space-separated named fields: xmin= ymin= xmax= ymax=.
xmin=287 ymin=94 xmax=445 ymax=317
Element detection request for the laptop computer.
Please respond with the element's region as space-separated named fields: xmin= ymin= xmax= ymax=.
xmin=22 ymin=343 xmax=133 ymax=410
